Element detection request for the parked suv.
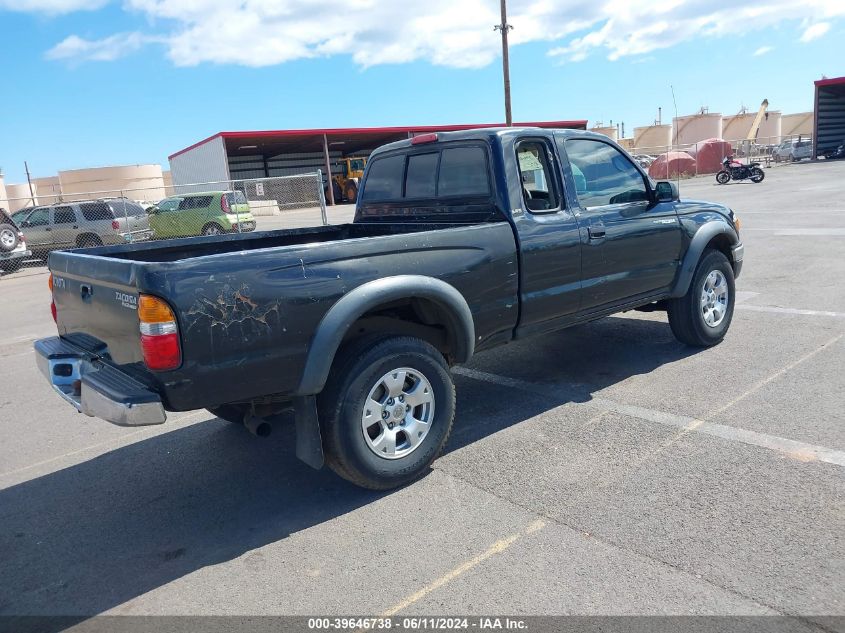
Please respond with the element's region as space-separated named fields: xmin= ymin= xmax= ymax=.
xmin=0 ymin=208 xmax=31 ymax=273
xmin=16 ymin=199 xmax=152 ymax=256
xmin=149 ymin=191 xmax=256 ymax=238
xmin=773 ymin=139 xmax=812 ymax=162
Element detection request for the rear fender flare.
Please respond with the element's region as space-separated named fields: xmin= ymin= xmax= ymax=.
xmin=295 ymin=275 xmax=474 ymax=395
xmin=670 ymin=222 xmax=739 ymax=298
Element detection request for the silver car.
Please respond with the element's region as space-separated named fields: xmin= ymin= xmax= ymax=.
xmin=16 ymin=199 xmax=152 ymax=256
xmin=773 ymin=139 xmax=813 ymax=162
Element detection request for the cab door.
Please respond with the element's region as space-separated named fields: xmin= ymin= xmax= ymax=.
xmin=557 ymin=137 xmax=682 ymax=311
xmin=20 ymin=207 xmax=53 ymax=251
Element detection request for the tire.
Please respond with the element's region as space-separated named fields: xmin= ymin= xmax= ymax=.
xmin=0 ymin=224 xmax=20 ymax=252
xmin=788 ymin=153 xmax=795 ymax=162
xmin=750 ymin=167 xmax=765 ymax=183
xmin=0 ymin=258 xmax=22 ymax=273
xmin=207 ymin=404 xmax=248 ymax=424
xmin=202 ymin=223 xmax=225 ymax=236
xmin=318 ymin=335 xmax=456 ymax=490
xmin=715 ymin=171 xmax=730 ymax=185
xmin=344 ymin=181 xmax=358 ymax=204
xmin=667 ymin=249 xmax=735 ymax=347
xmin=78 ymin=234 xmax=103 ymax=248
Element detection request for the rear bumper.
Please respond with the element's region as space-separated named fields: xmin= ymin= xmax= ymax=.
xmin=732 ymin=242 xmax=744 ymax=279
xmin=0 ymin=248 xmax=31 ymax=261
xmin=34 ymin=336 xmax=166 ymax=426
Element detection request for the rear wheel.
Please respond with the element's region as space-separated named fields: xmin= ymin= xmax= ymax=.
xmin=667 ymin=249 xmax=735 ymax=347
xmin=750 ymin=167 xmax=765 ymax=183
xmin=202 ymin=223 xmax=225 ymax=236
xmin=715 ymin=171 xmax=730 ymax=184
xmin=78 ymin=234 xmax=103 ymax=248
xmin=318 ymin=335 xmax=455 ymax=490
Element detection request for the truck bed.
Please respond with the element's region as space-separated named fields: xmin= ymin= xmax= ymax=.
xmin=48 ymin=221 xmax=520 ymax=411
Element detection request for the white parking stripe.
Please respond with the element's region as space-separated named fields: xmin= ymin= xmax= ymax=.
xmin=453 ymin=367 xmax=845 ymax=468
xmin=736 ymin=304 xmax=845 ymax=318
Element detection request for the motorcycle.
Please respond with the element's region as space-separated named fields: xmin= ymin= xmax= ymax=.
xmin=716 ymin=157 xmax=764 ymax=184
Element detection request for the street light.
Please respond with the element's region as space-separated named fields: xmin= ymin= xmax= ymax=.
xmin=494 ymin=0 xmax=513 ymax=126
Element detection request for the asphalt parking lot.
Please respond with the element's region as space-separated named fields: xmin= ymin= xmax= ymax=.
xmin=0 ymin=161 xmax=843 ymax=627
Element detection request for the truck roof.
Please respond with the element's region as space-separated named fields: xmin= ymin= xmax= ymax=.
xmin=371 ymin=127 xmax=612 ymax=156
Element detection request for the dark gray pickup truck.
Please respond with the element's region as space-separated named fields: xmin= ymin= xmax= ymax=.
xmin=36 ymin=128 xmax=743 ymax=489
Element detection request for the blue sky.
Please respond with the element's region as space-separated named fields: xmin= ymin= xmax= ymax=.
xmin=0 ymin=0 xmax=842 ymax=184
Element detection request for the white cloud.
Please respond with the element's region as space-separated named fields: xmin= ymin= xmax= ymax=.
xmin=800 ymin=22 xmax=830 ymax=42
xmin=0 ymin=0 xmax=107 ymax=14
xmin=40 ymin=0 xmax=845 ymax=68
xmin=46 ymin=32 xmax=148 ymax=62
xmin=753 ymin=46 xmax=773 ymax=56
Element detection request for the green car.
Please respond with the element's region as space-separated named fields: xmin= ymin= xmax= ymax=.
xmin=150 ymin=191 xmax=256 ymax=238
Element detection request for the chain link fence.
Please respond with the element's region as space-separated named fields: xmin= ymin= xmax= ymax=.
xmin=1 ymin=172 xmax=343 ymax=271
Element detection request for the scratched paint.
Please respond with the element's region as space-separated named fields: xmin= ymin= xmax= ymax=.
xmin=183 ymin=283 xmax=283 ymax=346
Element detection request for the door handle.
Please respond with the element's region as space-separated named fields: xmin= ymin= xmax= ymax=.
xmin=588 ymin=225 xmax=606 ymax=239
xmin=45 ymin=227 xmax=52 ymax=232
xmin=80 ymin=284 xmax=93 ymax=301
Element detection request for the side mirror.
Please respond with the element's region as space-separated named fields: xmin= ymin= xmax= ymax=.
xmin=655 ymin=181 xmax=679 ymax=203
xmin=21 ymin=221 xmax=30 ymax=227
xmin=148 ymin=207 xmax=158 ymax=214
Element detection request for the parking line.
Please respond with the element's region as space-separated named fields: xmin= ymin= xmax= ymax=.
xmin=453 ymin=365 xmax=845 ymax=468
xmin=379 ymin=519 xmax=546 ymax=617
xmin=736 ymin=304 xmax=845 ymax=318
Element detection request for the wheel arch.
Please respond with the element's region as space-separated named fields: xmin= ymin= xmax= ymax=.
xmin=670 ymin=222 xmax=739 ymax=298
xmin=296 ymin=275 xmax=475 ymax=396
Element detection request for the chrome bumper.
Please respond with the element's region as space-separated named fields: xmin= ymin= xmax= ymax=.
xmin=34 ymin=336 xmax=166 ymax=426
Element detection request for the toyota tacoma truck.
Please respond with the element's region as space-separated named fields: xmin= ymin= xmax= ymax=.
xmin=35 ymin=128 xmax=743 ymax=489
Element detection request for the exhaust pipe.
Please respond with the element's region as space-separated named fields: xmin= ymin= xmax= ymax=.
xmin=244 ymin=413 xmax=272 ymax=438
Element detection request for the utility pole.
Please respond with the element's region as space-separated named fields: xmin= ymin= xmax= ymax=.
xmin=24 ymin=161 xmax=36 ymax=208
xmin=494 ymin=0 xmax=513 ymax=126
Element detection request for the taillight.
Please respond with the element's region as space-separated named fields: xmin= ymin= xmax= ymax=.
xmin=111 ymin=220 xmax=120 ymax=230
xmin=48 ymin=274 xmax=57 ymax=324
xmin=138 ymin=295 xmax=181 ymax=371
xmin=221 ymin=195 xmax=231 ymax=213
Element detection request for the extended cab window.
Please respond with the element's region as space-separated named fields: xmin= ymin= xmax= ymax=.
xmin=437 ymin=147 xmax=489 ymax=197
xmin=362 ymin=155 xmax=404 ymax=201
xmin=516 ymin=140 xmax=559 ymax=211
xmin=565 ymin=139 xmax=648 ymax=208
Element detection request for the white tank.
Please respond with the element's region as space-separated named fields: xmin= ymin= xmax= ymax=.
xmin=4 ymin=182 xmax=39 ymax=212
xmin=32 ymin=176 xmax=62 ymax=205
xmin=781 ymin=112 xmax=814 ymax=138
xmin=722 ymin=111 xmax=782 ymax=144
xmin=633 ymin=124 xmax=672 ymax=153
xmin=589 ymin=126 xmax=618 ymax=140
xmin=673 ymin=113 xmax=723 ymax=146
xmin=58 ymin=164 xmax=166 ymax=203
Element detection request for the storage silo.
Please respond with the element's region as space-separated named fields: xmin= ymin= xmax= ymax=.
xmin=4 ymin=182 xmax=39 ymax=212
xmin=781 ymin=112 xmax=813 ymax=138
xmin=0 ymin=175 xmax=8 ymax=212
xmin=58 ymin=164 xmax=166 ymax=203
xmin=589 ymin=126 xmax=618 ymax=140
xmin=633 ymin=124 xmax=672 ymax=153
xmin=673 ymin=113 xmax=723 ymax=146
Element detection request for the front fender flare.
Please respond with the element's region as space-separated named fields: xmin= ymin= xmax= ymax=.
xmin=295 ymin=275 xmax=475 ymax=396
xmin=670 ymin=222 xmax=739 ymax=298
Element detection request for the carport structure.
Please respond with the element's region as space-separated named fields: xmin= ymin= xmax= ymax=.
xmin=168 ymin=120 xmax=587 ymax=205
xmin=813 ymin=76 xmax=845 ymax=158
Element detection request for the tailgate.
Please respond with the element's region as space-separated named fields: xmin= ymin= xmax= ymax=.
xmin=50 ymin=251 xmax=144 ymax=365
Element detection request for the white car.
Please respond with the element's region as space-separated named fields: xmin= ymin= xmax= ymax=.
xmin=773 ymin=139 xmax=812 ymax=162
xmin=0 ymin=209 xmax=32 ymax=274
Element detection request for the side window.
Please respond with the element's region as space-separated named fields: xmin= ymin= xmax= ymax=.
xmin=565 ymin=139 xmax=648 ymax=208
xmin=80 ymin=202 xmax=114 ymax=221
xmin=437 ymin=147 xmax=490 ymax=197
xmin=362 ymin=155 xmax=405 ymax=201
xmin=26 ymin=208 xmax=50 ymax=226
xmin=405 ymin=153 xmax=438 ymax=198
xmin=53 ymin=206 xmax=77 ymax=224
xmin=515 ymin=140 xmax=560 ymax=211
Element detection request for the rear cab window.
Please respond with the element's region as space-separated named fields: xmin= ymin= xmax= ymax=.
xmin=515 ymin=139 xmax=561 ymax=212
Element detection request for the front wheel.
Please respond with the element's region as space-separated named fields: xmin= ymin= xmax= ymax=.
xmin=716 ymin=171 xmax=730 ymax=184
xmin=750 ymin=167 xmax=765 ymax=183
xmin=667 ymin=249 xmax=735 ymax=347
xmin=202 ymin=223 xmax=225 ymax=236
xmin=318 ymin=335 xmax=455 ymax=490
